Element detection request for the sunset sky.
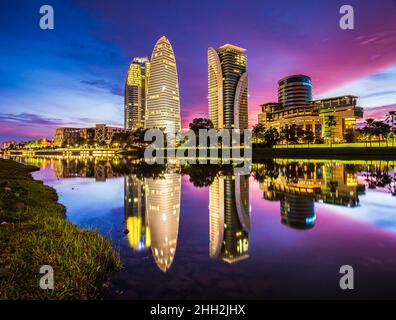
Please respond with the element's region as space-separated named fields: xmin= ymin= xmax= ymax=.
xmin=1 ymin=0 xmax=396 ymax=142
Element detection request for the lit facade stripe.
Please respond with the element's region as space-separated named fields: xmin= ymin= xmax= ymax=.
xmin=208 ymin=48 xmax=224 ymax=128
xmin=234 ymin=72 xmax=249 ymax=130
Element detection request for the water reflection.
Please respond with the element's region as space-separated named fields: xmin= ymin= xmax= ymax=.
xmin=124 ymin=176 xmax=150 ymax=252
xmin=145 ymin=172 xmax=181 ymax=272
xmin=6 ymin=156 xmax=396 ymax=273
xmin=210 ymin=175 xmax=250 ymax=263
xmin=253 ymin=161 xmax=374 ymax=229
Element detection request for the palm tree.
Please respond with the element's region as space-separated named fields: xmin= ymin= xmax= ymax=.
xmin=385 ymin=111 xmax=396 ymax=146
xmin=363 ymin=118 xmax=375 ymax=147
xmin=373 ymin=120 xmax=391 ymax=147
xmin=263 ymin=128 xmax=280 ymax=147
xmin=252 ymin=123 xmax=266 ymax=144
xmin=303 ymin=129 xmax=315 ymax=147
xmin=325 ymin=116 xmax=337 ymax=147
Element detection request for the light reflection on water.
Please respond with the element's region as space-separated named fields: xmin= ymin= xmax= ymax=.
xmin=9 ymin=156 xmax=396 ymax=299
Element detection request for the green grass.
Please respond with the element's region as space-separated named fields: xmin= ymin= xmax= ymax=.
xmin=0 ymin=159 xmax=121 ymax=300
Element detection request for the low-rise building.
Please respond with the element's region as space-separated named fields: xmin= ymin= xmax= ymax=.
xmin=54 ymin=124 xmax=130 ymax=147
xmin=257 ymin=75 xmax=363 ymax=142
xmin=1 ymin=141 xmax=17 ymax=150
xmin=54 ymin=128 xmax=82 ymax=147
xmin=94 ymin=124 xmax=129 ymax=144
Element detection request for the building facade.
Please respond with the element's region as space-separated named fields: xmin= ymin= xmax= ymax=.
xmin=54 ymin=128 xmax=82 ymax=147
xmin=124 ymin=57 xmax=150 ymax=130
xmin=208 ymin=44 xmax=248 ymax=130
xmin=257 ymin=74 xmax=363 ymax=142
xmin=94 ymin=124 xmax=129 ymax=143
xmin=1 ymin=141 xmax=17 ymax=149
xmin=278 ymin=74 xmax=312 ymax=107
xmin=54 ymin=124 xmax=129 ymax=147
xmin=145 ymin=36 xmax=181 ymax=136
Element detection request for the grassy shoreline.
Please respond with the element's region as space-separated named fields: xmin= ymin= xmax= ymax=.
xmin=0 ymin=159 xmax=121 ymax=299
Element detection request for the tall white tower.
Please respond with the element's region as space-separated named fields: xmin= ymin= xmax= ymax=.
xmin=145 ymin=36 xmax=181 ymax=136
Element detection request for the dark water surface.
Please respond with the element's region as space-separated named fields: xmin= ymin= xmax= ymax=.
xmin=12 ymin=157 xmax=396 ymax=299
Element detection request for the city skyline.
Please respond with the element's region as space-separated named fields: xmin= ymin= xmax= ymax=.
xmin=1 ymin=0 xmax=396 ymax=143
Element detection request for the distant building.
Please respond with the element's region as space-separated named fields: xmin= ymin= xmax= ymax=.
xmin=54 ymin=124 xmax=129 ymax=147
xmin=257 ymin=74 xmax=363 ymax=142
xmin=208 ymin=44 xmax=248 ymax=129
xmin=124 ymin=57 xmax=150 ymax=130
xmin=145 ymin=36 xmax=181 ymax=136
xmin=1 ymin=141 xmax=16 ymax=149
xmin=54 ymin=128 xmax=82 ymax=147
xmin=94 ymin=124 xmax=129 ymax=143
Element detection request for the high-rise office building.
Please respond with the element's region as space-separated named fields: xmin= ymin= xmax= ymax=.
xmin=208 ymin=44 xmax=248 ymax=129
xmin=145 ymin=173 xmax=181 ymax=272
xmin=145 ymin=36 xmax=181 ymax=136
xmin=124 ymin=57 xmax=150 ymax=130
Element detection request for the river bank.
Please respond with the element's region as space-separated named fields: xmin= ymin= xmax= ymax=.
xmin=0 ymin=159 xmax=121 ymax=299
xmin=253 ymin=146 xmax=396 ymax=160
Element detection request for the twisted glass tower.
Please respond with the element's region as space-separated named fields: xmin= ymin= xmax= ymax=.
xmin=145 ymin=36 xmax=181 ymax=136
xmin=208 ymin=44 xmax=248 ymax=129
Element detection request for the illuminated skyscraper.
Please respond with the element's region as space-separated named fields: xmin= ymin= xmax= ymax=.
xmin=145 ymin=36 xmax=181 ymax=136
xmin=145 ymin=173 xmax=181 ymax=272
xmin=124 ymin=57 xmax=150 ymax=130
xmin=124 ymin=175 xmax=151 ymax=251
xmin=209 ymin=175 xmax=250 ymax=263
xmin=208 ymin=44 xmax=248 ymax=129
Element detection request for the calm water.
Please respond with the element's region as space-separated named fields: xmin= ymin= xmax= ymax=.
xmin=11 ymin=157 xmax=396 ymax=299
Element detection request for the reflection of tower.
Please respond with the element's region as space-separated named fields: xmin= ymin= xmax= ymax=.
xmin=124 ymin=175 xmax=150 ymax=251
xmin=281 ymin=194 xmax=315 ymax=229
xmin=210 ymin=175 xmax=250 ymax=263
xmin=145 ymin=173 xmax=181 ymax=272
